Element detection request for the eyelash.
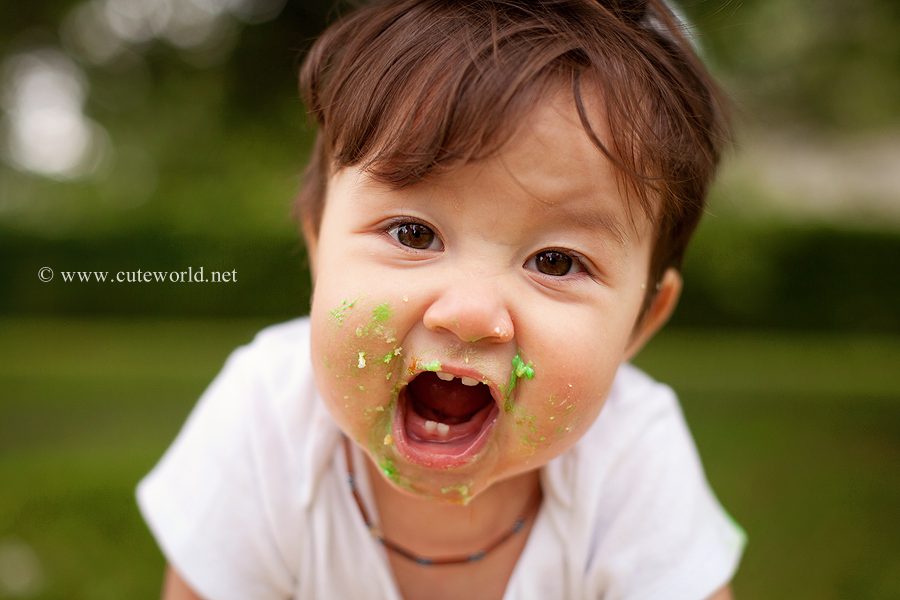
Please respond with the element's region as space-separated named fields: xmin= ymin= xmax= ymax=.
xmin=380 ymin=219 xmax=597 ymax=281
xmin=381 ymin=217 xmax=444 ymax=251
xmin=524 ymin=248 xmax=594 ymax=280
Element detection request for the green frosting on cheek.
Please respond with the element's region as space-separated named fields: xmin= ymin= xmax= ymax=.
xmin=329 ymin=298 xmax=358 ymax=327
xmin=371 ymin=302 xmax=393 ymax=323
xmin=504 ymin=352 xmax=535 ymax=412
xmin=512 ymin=354 xmax=535 ymax=379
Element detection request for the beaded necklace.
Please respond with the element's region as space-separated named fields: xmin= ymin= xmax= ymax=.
xmin=343 ymin=437 xmax=541 ymax=566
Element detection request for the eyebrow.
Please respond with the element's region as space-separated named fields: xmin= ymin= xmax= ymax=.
xmin=356 ymin=165 xmax=636 ymax=247
xmin=550 ymin=204 xmax=631 ymax=247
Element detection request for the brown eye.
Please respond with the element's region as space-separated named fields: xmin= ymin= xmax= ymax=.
xmin=390 ymin=222 xmax=442 ymax=250
xmin=527 ymin=250 xmax=581 ymax=276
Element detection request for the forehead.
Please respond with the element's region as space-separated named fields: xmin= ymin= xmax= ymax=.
xmin=398 ymin=90 xmax=647 ymax=245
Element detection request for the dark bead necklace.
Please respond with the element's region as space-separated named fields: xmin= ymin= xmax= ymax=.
xmin=343 ymin=437 xmax=541 ymax=566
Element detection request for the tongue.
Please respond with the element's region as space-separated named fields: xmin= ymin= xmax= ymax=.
xmin=408 ymin=372 xmax=491 ymax=423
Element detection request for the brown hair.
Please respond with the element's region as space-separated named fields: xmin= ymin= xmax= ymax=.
xmin=295 ymin=0 xmax=729 ymax=321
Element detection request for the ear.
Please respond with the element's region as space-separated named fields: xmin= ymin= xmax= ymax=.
xmin=302 ymin=218 xmax=319 ymax=283
xmin=623 ymin=268 xmax=682 ymax=362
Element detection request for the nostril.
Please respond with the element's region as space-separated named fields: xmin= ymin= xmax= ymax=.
xmin=426 ymin=323 xmax=449 ymax=336
xmin=422 ymin=289 xmax=514 ymax=343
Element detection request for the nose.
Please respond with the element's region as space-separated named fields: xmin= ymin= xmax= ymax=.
xmin=422 ymin=278 xmax=514 ymax=344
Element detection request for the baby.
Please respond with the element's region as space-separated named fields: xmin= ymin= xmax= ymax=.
xmin=138 ymin=1 xmax=746 ymax=599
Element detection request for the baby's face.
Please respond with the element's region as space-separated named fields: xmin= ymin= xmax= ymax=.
xmin=307 ymin=94 xmax=662 ymax=503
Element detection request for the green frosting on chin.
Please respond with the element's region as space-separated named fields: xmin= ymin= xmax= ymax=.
xmin=379 ymin=455 xmax=400 ymax=482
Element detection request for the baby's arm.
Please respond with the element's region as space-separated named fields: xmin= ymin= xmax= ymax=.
xmin=708 ymin=586 xmax=736 ymax=600
xmin=160 ymin=565 xmax=204 ymax=600
xmin=157 ymin=565 xmax=734 ymax=600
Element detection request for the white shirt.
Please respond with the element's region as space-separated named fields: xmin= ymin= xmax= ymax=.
xmin=138 ymin=318 xmax=745 ymax=600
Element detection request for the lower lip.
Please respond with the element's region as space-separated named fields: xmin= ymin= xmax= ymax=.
xmin=392 ymin=392 xmax=499 ymax=469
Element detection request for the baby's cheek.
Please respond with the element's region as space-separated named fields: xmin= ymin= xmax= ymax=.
xmin=543 ymin=390 xmax=588 ymax=442
xmin=314 ymin=298 xmax=405 ymax=414
xmin=511 ymin=377 xmax=601 ymax=456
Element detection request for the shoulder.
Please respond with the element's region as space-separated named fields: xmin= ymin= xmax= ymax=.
xmin=563 ymin=363 xmax=709 ymax=514
xmin=570 ymin=362 xmax=686 ymax=468
xmin=137 ymin=316 xmax=340 ymax=599
xmin=538 ymin=363 xmax=744 ymax=599
xmin=164 ymin=316 xmax=333 ymax=482
xmin=540 ymin=362 xmax=692 ymax=528
xmin=138 ymin=316 xmax=329 ymax=504
xmin=226 ymin=317 xmax=313 ymax=380
xmin=606 ymin=361 xmax=679 ymax=415
xmin=245 ymin=316 xmax=312 ymax=350
xmin=209 ymin=317 xmax=319 ymax=416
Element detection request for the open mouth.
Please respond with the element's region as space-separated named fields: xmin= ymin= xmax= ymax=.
xmin=393 ymin=370 xmax=499 ymax=469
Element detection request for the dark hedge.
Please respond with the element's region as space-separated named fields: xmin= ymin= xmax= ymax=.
xmin=2 ymin=226 xmax=899 ymax=332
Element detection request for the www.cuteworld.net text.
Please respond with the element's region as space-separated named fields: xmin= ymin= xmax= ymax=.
xmin=39 ymin=267 xmax=237 ymax=283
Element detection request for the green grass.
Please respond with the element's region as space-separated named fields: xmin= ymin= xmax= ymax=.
xmin=1 ymin=319 xmax=898 ymax=599
xmin=0 ymin=318 xmax=271 ymax=599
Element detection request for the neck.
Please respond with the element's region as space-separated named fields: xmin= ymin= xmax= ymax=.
xmin=364 ymin=457 xmax=542 ymax=559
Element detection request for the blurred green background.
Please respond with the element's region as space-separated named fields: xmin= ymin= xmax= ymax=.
xmin=1 ymin=0 xmax=898 ymax=598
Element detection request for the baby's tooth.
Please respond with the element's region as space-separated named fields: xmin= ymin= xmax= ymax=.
xmin=436 ymin=371 xmax=454 ymax=381
xmin=437 ymin=423 xmax=450 ymax=436
xmin=461 ymin=376 xmax=479 ymax=386
xmin=425 ymin=420 xmax=438 ymax=433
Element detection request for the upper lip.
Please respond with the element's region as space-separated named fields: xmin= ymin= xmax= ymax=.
xmin=404 ymin=360 xmax=505 ymax=409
